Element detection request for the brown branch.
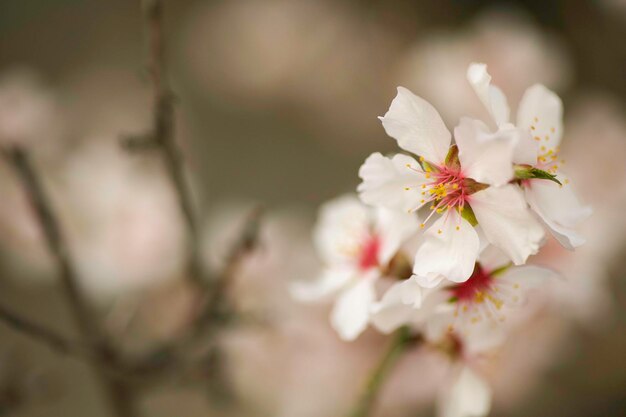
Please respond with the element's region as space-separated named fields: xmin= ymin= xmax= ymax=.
xmin=141 ymin=0 xmax=203 ymax=289
xmin=2 ymin=147 xmax=139 ymax=417
xmin=195 ymin=205 xmax=264 ymax=332
xmin=0 ymin=302 xmax=83 ymax=356
xmin=122 ymin=206 xmax=264 ymax=384
xmin=136 ymin=1 xmax=265 ymax=398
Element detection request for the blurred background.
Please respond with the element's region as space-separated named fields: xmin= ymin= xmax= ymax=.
xmin=0 ymin=0 xmax=625 ymax=416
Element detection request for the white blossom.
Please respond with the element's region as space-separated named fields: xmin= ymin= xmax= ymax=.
xmin=292 ymin=195 xmax=418 ymax=340
xmin=467 ymin=63 xmax=591 ymax=249
xmin=358 ymin=82 xmax=544 ymax=286
xmin=372 ymin=246 xmax=556 ymax=354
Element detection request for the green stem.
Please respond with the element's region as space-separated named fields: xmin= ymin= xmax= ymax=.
xmin=348 ymin=327 xmax=415 ymax=417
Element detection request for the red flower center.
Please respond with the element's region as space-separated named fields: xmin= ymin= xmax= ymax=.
xmin=450 ymin=263 xmax=494 ymax=303
xmin=357 ymin=235 xmax=380 ymax=270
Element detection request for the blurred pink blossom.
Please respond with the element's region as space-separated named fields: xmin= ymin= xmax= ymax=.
xmin=396 ymin=10 xmax=572 ymax=126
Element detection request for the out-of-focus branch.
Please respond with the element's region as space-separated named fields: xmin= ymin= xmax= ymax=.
xmin=137 ymin=0 xmax=264 ymax=394
xmin=195 ymin=205 xmax=264 ymax=332
xmin=0 ymin=302 xmax=82 ymax=357
xmin=141 ymin=0 xmax=203 ymax=289
xmin=123 ymin=206 xmax=264 ymax=384
xmin=348 ymin=327 xmax=419 ymax=417
xmin=2 ymin=147 xmax=139 ymax=417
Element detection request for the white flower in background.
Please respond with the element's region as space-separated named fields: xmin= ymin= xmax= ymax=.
xmin=292 ymin=195 xmax=419 ymax=341
xmin=61 ymin=141 xmax=186 ymax=301
xmin=358 ymin=84 xmax=544 ymax=287
xmin=438 ymin=365 xmax=491 ymax=417
xmin=467 ymin=63 xmax=591 ymax=249
xmin=396 ymin=10 xmax=571 ymax=127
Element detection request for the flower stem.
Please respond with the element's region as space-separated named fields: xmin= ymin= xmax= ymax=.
xmin=349 ymin=327 xmax=415 ymax=417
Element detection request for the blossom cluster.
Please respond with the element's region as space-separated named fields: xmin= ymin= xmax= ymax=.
xmin=294 ymin=63 xmax=590 ymax=417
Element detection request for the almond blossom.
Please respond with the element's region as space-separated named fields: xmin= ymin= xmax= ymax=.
xmin=292 ymin=195 xmax=419 ymax=340
xmin=371 ymin=245 xmax=555 ymax=352
xmin=358 ymin=84 xmax=544 ymax=287
xmin=467 ymin=63 xmax=591 ymax=249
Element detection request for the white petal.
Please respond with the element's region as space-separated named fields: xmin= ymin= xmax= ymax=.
xmin=380 ymin=87 xmax=451 ymax=164
xmin=538 ymin=217 xmax=586 ymax=250
xmin=331 ymin=273 xmax=377 ymax=341
xmin=507 ymin=124 xmax=538 ymax=166
xmin=517 ymin=84 xmax=563 ymax=153
xmin=415 ymin=273 xmax=446 ymax=289
xmin=498 ymin=265 xmax=558 ymax=305
xmin=290 ymin=266 xmax=355 ymax=302
xmin=477 ymin=245 xmax=510 ymax=271
xmin=370 ymin=279 xmax=422 ymax=333
xmin=438 ymin=367 xmax=492 ymax=417
xmin=400 ymin=277 xmax=424 ymax=307
xmin=467 ymin=63 xmax=510 ymax=127
xmin=375 ymin=206 xmax=421 ymax=265
xmin=454 ymin=117 xmax=516 ymax=186
xmin=358 ymin=153 xmax=427 ymax=213
xmin=425 ymin=304 xmax=505 ymax=355
xmin=424 ymin=302 xmax=456 ymax=343
xmin=413 ymin=211 xmax=480 ymax=284
xmin=524 ymin=176 xmax=591 ymax=249
xmin=470 ymin=185 xmax=545 ymax=265
xmin=313 ymin=195 xmax=370 ymax=265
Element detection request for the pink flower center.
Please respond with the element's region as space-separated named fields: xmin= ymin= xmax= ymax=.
xmin=450 ymin=264 xmax=494 ymax=304
xmin=425 ymin=166 xmax=469 ymax=211
xmin=409 ymin=163 xmax=473 ymax=227
xmin=357 ymin=235 xmax=380 ymax=270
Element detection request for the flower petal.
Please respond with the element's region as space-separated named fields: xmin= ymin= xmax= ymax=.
xmin=425 ymin=304 xmax=505 ymax=356
xmin=477 ymin=245 xmax=510 ymax=272
xmin=290 ymin=266 xmax=355 ymax=302
xmin=375 ymin=206 xmax=421 ymax=265
xmin=413 ymin=211 xmax=480 ymax=284
xmin=370 ymin=279 xmax=423 ymax=333
xmin=438 ymin=366 xmax=492 ymax=417
xmin=498 ymin=265 xmax=558 ymax=306
xmin=379 ymin=86 xmax=451 ymax=164
xmin=524 ymin=178 xmax=591 ymax=249
xmin=331 ymin=272 xmax=377 ymax=341
xmin=313 ymin=195 xmax=370 ymax=265
xmin=498 ymin=122 xmax=539 ymax=166
xmin=470 ymin=185 xmax=545 ymax=265
xmin=358 ymin=153 xmax=427 ymax=213
xmin=373 ymin=281 xmax=449 ymax=334
xmin=467 ymin=63 xmax=510 ymax=127
xmin=517 ymin=84 xmax=563 ymax=153
xmin=454 ymin=117 xmax=517 ymax=186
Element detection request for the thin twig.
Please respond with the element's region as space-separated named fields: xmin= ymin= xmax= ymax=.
xmin=142 ymin=0 xmax=203 ymax=288
xmin=348 ymin=327 xmax=418 ymax=417
xmin=123 ymin=206 xmax=264 ymax=383
xmin=2 ymin=147 xmax=139 ymax=417
xmin=0 ymin=302 xmax=170 ymax=384
xmin=0 ymin=302 xmax=83 ymax=356
xmin=195 ymin=206 xmax=264 ymax=332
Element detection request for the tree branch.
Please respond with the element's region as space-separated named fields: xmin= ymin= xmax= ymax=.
xmin=0 ymin=302 xmax=83 ymax=356
xmin=141 ymin=0 xmax=203 ymax=289
xmin=121 ymin=206 xmax=264 ymax=384
xmin=2 ymin=147 xmax=139 ymax=417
